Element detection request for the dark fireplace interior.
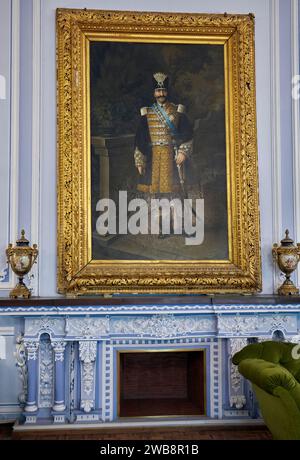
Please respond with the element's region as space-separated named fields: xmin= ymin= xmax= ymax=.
xmin=119 ymin=350 xmax=205 ymax=417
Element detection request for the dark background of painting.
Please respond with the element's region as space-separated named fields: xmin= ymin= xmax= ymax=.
xmin=90 ymin=42 xmax=228 ymax=261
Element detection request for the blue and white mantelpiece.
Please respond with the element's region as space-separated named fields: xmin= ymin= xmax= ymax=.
xmin=0 ymin=296 xmax=300 ymax=428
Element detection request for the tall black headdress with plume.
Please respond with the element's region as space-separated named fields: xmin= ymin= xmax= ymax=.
xmin=152 ymin=72 xmax=169 ymax=90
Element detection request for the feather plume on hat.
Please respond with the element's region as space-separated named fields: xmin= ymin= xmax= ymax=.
xmin=153 ymin=72 xmax=169 ymax=90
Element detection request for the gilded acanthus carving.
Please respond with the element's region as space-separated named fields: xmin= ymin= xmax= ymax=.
xmin=56 ymin=9 xmax=253 ymax=30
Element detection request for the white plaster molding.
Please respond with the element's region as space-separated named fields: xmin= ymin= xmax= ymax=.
xmin=51 ymin=340 xmax=66 ymax=361
xmin=101 ymin=342 xmax=106 ymax=423
xmin=109 ymin=343 xmax=114 ymax=422
xmin=52 ymin=403 xmax=66 ymax=413
xmin=79 ymin=341 xmax=97 ymax=363
xmin=39 ymin=339 xmax=54 ymax=408
xmin=270 ymin=0 xmax=283 ymax=293
xmin=66 ymin=318 xmax=109 ymax=338
xmin=69 ymin=343 xmax=76 ymax=422
xmin=14 ymin=335 xmax=27 ymax=405
xmin=217 ymin=339 xmax=223 ymax=419
xmin=261 ymin=314 xmax=297 ymax=334
xmin=218 ymin=314 xmax=297 ymax=337
xmin=209 ymin=344 xmax=214 ymax=418
xmin=25 ymin=317 xmax=65 ymax=337
xmin=218 ymin=315 xmax=259 ymax=336
xmin=228 ymin=338 xmax=248 ymax=410
xmin=291 ymin=0 xmax=300 ymax=289
xmin=24 ymin=340 xmax=39 ymax=361
xmin=1 ymin=0 xmax=20 ymax=290
xmin=1 ymin=303 xmax=300 ymax=316
xmin=79 ymin=341 xmax=97 ymax=413
xmin=112 ymin=315 xmax=214 ymax=338
xmin=102 ymin=340 xmax=112 ymax=422
xmin=30 ymin=0 xmax=42 ymax=296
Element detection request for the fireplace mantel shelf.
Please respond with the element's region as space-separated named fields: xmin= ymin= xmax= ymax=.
xmin=2 ymin=294 xmax=299 ymax=427
xmin=1 ymin=294 xmax=300 ymax=304
xmin=0 ymin=294 xmax=300 ymax=316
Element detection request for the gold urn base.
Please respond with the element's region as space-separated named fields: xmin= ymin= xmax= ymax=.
xmin=278 ymin=279 xmax=299 ymax=296
xmin=9 ymin=281 xmax=31 ymax=299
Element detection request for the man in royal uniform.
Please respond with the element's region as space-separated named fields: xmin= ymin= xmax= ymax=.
xmin=134 ymin=72 xmax=193 ymax=196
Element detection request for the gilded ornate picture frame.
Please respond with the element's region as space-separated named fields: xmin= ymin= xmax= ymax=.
xmin=57 ymin=8 xmax=261 ymax=295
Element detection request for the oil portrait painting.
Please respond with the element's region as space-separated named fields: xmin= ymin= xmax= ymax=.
xmin=90 ymin=42 xmax=228 ymax=261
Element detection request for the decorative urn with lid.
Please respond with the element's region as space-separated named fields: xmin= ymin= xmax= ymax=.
xmin=6 ymin=230 xmax=38 ymax=298
xmin=272 ymin=230 xmax=300 ymax=295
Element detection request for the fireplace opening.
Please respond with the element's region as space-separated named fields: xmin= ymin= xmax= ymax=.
xmin=118 ymin=350 xmax=205 ymax=417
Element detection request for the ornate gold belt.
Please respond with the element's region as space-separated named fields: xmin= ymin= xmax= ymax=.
xmin=150 ymin=141 xmax=175 ymax=146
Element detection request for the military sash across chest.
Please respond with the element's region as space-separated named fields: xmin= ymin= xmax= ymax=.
xmin=152 ymin=103 xmax=179 ymax=137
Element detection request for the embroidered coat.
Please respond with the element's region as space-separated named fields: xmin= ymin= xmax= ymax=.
xmin=134 ymin=101 xmax=193 ymax=194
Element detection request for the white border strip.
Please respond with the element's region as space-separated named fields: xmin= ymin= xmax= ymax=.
xmin=13 ymin=418 xmax=265 ymax=431
xmin=0 ymin=405 xmax=21 ymax=414
xmin=210 ymin=344 xmax=214 ymax=418
xmin=291 ymin=0 xmax=300 ymax=288
xmin=270 ymin=0 xmax=282 ymax=292
xmin=1 ymin=0 xmax=20 ymax=290
xmin=0 ymin=327 xmax=14 ymax=335
xmin=30 ymin=0 xmax=41 ymax=296
xmin=217 ymin=339 xmax=223 ymax=419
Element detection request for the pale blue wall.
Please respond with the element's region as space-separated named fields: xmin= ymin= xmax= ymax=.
xmin=39 ymin=0 xmax=274 ymax=295
xmin=0 ymin=0 xmax=12 ymax=287
xmin=19 ymin=0 xmax=33 ymax=235
xmin=280 ymin=1 xmax=294 ymax=233
xmin=0 ymin=317 xmax=22 ymax=419
xmin=0 ymin=0 xmax=297 ymax=296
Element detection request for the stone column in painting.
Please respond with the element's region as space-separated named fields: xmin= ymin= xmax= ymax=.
xmin=24 ymin=340 xmax=39 ymax=413
xmin=51 ymin=340 xmax=67 ymax=412
xmin=92 ymin=135 xmax=135 ymax=201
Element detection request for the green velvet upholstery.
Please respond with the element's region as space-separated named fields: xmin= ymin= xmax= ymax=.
xmin=233 ymin=341 xmax=300 ymax=440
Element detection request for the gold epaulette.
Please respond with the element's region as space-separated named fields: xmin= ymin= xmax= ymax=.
xmin=140 ymin=107 xmax=148 ymax=116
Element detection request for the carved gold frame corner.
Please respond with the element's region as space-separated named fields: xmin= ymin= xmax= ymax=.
xmin=57 ymin=8 xmax=261 ymax=295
